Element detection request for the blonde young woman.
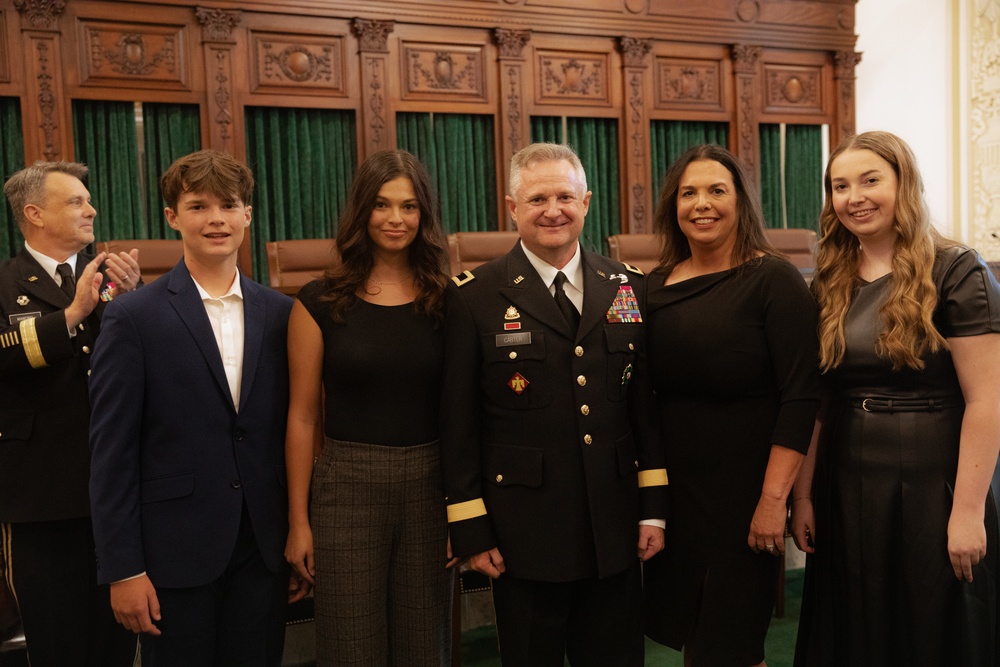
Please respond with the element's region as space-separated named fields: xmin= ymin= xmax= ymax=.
xmin=792 ymin=131 xmax=1000 ymax=666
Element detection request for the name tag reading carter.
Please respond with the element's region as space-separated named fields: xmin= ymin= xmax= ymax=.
xmin=495 ymin=332 xmax=531 ymax=347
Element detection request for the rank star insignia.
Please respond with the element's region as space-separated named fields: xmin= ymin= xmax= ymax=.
xmin=507 ymin=372 xmax=529 ymax=394
xmin=504 ymin=306 xmax=520 ymax=320
xmin=16 ymin=296 xmax=28 ymax=306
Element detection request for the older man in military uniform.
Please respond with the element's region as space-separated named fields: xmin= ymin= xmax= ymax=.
xmin=0 ymin=161 xmax=140 ymax=666
xmin=441 ymin=143 xmax=668 ymax=666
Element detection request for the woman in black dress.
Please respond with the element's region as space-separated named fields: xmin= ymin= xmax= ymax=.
xmin=284 ymin=150 xmax=453 ymax=665
xmin=791 ymin=131 xmax=1000 ymax=666
xmin=643 ymin=144 xmax=821 ymax=666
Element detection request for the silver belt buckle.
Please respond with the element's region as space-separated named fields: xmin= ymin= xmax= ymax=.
xmin=862 ymin=398 xmax=872 ymax=412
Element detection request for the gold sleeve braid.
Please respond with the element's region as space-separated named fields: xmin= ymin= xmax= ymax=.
xmin=638 ymin=469 xmax=668 ymax=488
xmin=19 ymin=317 xmax=48 ymax=369
xmin=446 ymin=498 xmax=487 ymax=523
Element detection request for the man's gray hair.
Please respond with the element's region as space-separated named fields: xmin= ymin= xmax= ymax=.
xmin=508 ymin=143 xmax=587 ymax=198
xmin=3 ymin=161 xmax=89 ymax=230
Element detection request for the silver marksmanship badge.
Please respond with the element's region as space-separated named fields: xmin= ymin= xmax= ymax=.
xmin=16 ymin=296 xmax=29 ymax=306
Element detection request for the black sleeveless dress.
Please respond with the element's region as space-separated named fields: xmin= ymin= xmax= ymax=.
xmin=796 ymin=246 xmax=1000 ymax=666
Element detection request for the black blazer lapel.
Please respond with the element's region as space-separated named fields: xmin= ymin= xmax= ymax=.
xmin=237 ymin=275 xmax=263 ymax=412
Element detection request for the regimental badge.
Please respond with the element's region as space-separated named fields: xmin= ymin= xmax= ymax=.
xmin=606 ymin=286 xmax=642 ymax=323
xmin=508 ymin=372 xmax=529 ymax=395
xmin=504 ymin=306 xmax=520 ymax=320
xmin=16 ymin=296 xmax=28 ymax=306
xmin=621 ymin=363 xmax=633 ymax=385
xmin=513 ymin=275 xmax=525 ymax=284
xmin=99 ymin=282 xmax=119 ymax=303
xmin=608 ymin=273 xmax=629 ymax=284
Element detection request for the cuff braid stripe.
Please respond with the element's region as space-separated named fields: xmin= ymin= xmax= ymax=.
xmin=446 ymin=498 xmax=487 ymax=523
xmin=19 ymin=318 xmax=47 ymax=369
xmin=638 ymin=469 xmax=669 ymax=488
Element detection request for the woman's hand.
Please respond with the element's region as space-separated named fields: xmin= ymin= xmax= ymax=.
xmin=790 ymin=496 xmax=816 ymax=553
xmin=947 ymin=508 xmax=987 ymax=582
xmin=748 ymin=493 xmax=788 ymax=556
xmin=285 ymin=522 xmax=316 ymax=584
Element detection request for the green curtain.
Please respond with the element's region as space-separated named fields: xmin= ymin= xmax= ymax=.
xmin=245 ymin=106 xmax=357 ymax=283
xmin=0 ymin=97 xmax=25 ymax=259
xmin=142 ymin=103 xmax=201 ymax=239
xmin=396 ymin=112 xmax=497 ymax=234
xmin=72 ymin=100 xmax=144 ymax=244
xmin=784 ymin=124 xmax=822 ymax=230
xmin=530 ymin=116 xmax=619 ymax=253
xmin=760 ymin=123 xmax=822 ymax=230
xmin=650 ymin=120 xmax=729 ymax=201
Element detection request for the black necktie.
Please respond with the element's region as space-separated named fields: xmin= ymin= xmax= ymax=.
xmin=553 ymin=271 xmax=580 ymax=332
xmin=56 ymin=263 xmax=76 ymax=300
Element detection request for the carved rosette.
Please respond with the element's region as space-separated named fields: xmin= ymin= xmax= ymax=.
xmin=195 ymin=7 xmax=241 ymax=42
xmin=619 ymin=37 xmax=651 ymax=68
xmin=14 ymin=0 xmax=65 ymax=29
xmin=765 ymin=67 xmax=821 ymax=112
xmin=494 ymin=28 xmax=530 ymax=59
xmin=353 ymin=18 xmax=394 ymax=53
xmin=264 ymin=44 xmax=332 ymax=83
xmin=91 ymin=32 xmax=177 ymax=76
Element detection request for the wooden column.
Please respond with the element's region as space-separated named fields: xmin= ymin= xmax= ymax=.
xmin=619 ymin=36 xmax=652 ymax=234
xmin=494 ymin=27 xmax=530 ymax=230
xmin=832 ymin=50 xmax=862 ymax=148
xmin=15 ymin=0 xmax=69 ymax=163
xmin=353 ymin=18 xmax=395 ymax=158
xmin=731 ymin=43 xmax=762 ymax=186
xmin=195 ymin=7 xmax=241 ymax=157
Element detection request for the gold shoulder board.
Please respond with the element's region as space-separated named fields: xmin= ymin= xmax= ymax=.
xmin=451 ymin=270 xmax=476 ymax=287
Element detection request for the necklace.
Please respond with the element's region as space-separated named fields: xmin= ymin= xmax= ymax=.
xmin=368 ymin=275 xmax=409 ymax=286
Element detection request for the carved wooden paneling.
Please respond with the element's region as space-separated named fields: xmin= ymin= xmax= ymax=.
xmin=0 ymin=11 xmax=8 ymax=83
xmin=250 ymin=32 xmax=346 ymax=95
xmin=400 ymin=42 xmax=486 ymax=102
xmin=832 ymin=50 xmax=861 ymax=146
xmin=78 ymin=21 xmax=188 ymax=89
xmin=25 ymin=33 xmax=65 ymax=161
xmin=654 ymin=57 xmax=724 ymax=112
xmin=732 ymin=44 xmax=762 ymax=183
xmin=535 ymin=50 xmax=610 ymax=106
xmin=763 ymin=64 xmax=823 ymax=114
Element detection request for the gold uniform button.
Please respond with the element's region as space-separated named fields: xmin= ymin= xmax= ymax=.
xmin=580 ymin=404 xmax=590 ymax=416
xmin=78 ymin=323 xmax=85 ymax=331
xmin=584 ymin=434 xmax=593 ymax=445
xmin=574 ymin=346 xmax=584 ymax=357
xmin=87 ymin=370 xmax=91 ymax=376
xmin=577 ymin=375 xmax=586 ymax=386
xmin=509 ymin=351 xmax=517 ymax=360
xmin=634 ymin=460 xmax=639 ymax=467
xmin=496 ymin=474 xmax=503 ymax=483
xmin=628 ymin=343 xmax=634 ymax=351
xmin=82 ymin=346 xmax=91 ymax=354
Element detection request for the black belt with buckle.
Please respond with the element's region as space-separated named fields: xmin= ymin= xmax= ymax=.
xmin=847 ymin=397 xmax=961 ymax=413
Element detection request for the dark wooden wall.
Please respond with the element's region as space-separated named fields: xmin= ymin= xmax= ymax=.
xmin=1 ymin=0 xmax=859 ymax=273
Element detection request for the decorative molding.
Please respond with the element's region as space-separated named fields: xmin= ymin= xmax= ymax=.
xmin=494 ymin=28 xmax=530 ymax=59
xmin=632 ymin=183 xmax=645 ymax=233
xmin=655 ymin=58 xmax=722 ymax=110
xmin=536 ymin=51 xmax=608 ymax=105
xmin=624 ymin=0 xmax=648 ymax=14
xmin=737 ymin=82 xmax=755 ymax=171
xmin=505 ymin=64 xmax=522 ymax=153
xmin=834 ymin=50 xmax=862 ymax=80
xmin=732 ymin=44 xmax=761 ymax=73
xmin=764 ymin=66 xmax=822 ymax=113
xmin=91 ymin=31 xmax=175 ymax=76
xmin=352 ymin=18 xmax=394 ymax=53
xmin=212 ymin=49 xmax=232 ymax=140
xmin=13 ymin=0 xmax=64 ymax=30
xmin=833 ymin=51 xmax=861 ymax=140
xmin=628 ymin=71 xmax=643 ymax=160
xmin=251 ymin=33 xmax=344 ymax=94
xmin=0 ymin=11 xmax=8 ymax=83
xmin=736 ymin=1 xmax=760 ymax=23
xmin=402 ymin=44 xmax=485 ymax=101
xmin=366 ymin=56 xmax=386 ymax=147
xmin=618 ymin=37 xmax=651 ymax=68
xmin=195 ymin=7 xmax=240 ymax=42
xmin=35 ymin=39 xmax=57 ymax=160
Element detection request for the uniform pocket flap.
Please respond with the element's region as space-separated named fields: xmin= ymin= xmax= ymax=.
xmin=604 ymin=324 xmax=639 ymax=353
xmin=0 ymin=411 xmax=33 ymax=442
xmin=141 ymin=472 xmax=195 ymax=503
xmin=486 ymin=444 xmax=543 ymax=488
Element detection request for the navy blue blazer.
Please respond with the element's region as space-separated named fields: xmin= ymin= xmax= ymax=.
xmin=89 ymin=260 xmax=292 ymax=588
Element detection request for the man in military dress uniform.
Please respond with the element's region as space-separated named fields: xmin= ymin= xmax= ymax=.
xmin=441 ymin=143 xmax=669 ymax=665
xmin=0 ymin=161 xmax=140 ymax=666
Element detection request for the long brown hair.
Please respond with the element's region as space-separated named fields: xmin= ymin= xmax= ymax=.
xmin=320 ymin=150 xmax=448 ymax=322
xmin=652 ymin=144 xmax=778 ymax=276
xmin=814 ymin=131 xmax=952 ymax=371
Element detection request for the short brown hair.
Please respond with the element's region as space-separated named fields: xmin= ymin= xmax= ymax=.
xmin=159 ymin=149 xmax=254 ymax=210
xmin=3 ymin=161 xmax=89 ymax=231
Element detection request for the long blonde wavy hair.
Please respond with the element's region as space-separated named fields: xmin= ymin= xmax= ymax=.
xmin=815 ymin=131 xmax=953 ymax=371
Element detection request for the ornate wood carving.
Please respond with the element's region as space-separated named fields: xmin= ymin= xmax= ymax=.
xmin=619 ymin=37 xmax=650 ymax=68
xmin=353 ymin=18 xmax=393 ymax=53
xmin=764 ymin=65 xmax=822 ymax=114
xmin=504 ymin=65 xmax=522 ymax=153
xmin=736 ymin=0 xmax=760 ymax=23
xmin=494 ymin=28 xmax=529 ymax=59
xmin=251 ymin=32 xmax=344 ymax=94
xmin=195 ymin=7 xmax=240 ymax=42
xmin=402 ymin=43 xmax=486 ymax=101
xmin=29 ymin=36 xmax=60 ymax=160
xmin=732 ymin=44 xmax=762 ymax=182
xmin=833 ymin=50 xmax=861 ymax=144
xmin=80 ymin=23 xmax=188 ymax=89
xmin=13 ymin=0 xmax=64 ymax=30
xmin=535 ymin=51 xmax=609 ymax=106
xmin=362 ymin=55 xmax=389 ymax=152
xmin=0 ymin=11 xmax=9 ymax=83
xmin=620 ymin=36 xmax=652 ymax=234
xmin=655 ymin=58 xmax=723 ymax=111
xmin=212 ymin=49 xmax=232 ymax=141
